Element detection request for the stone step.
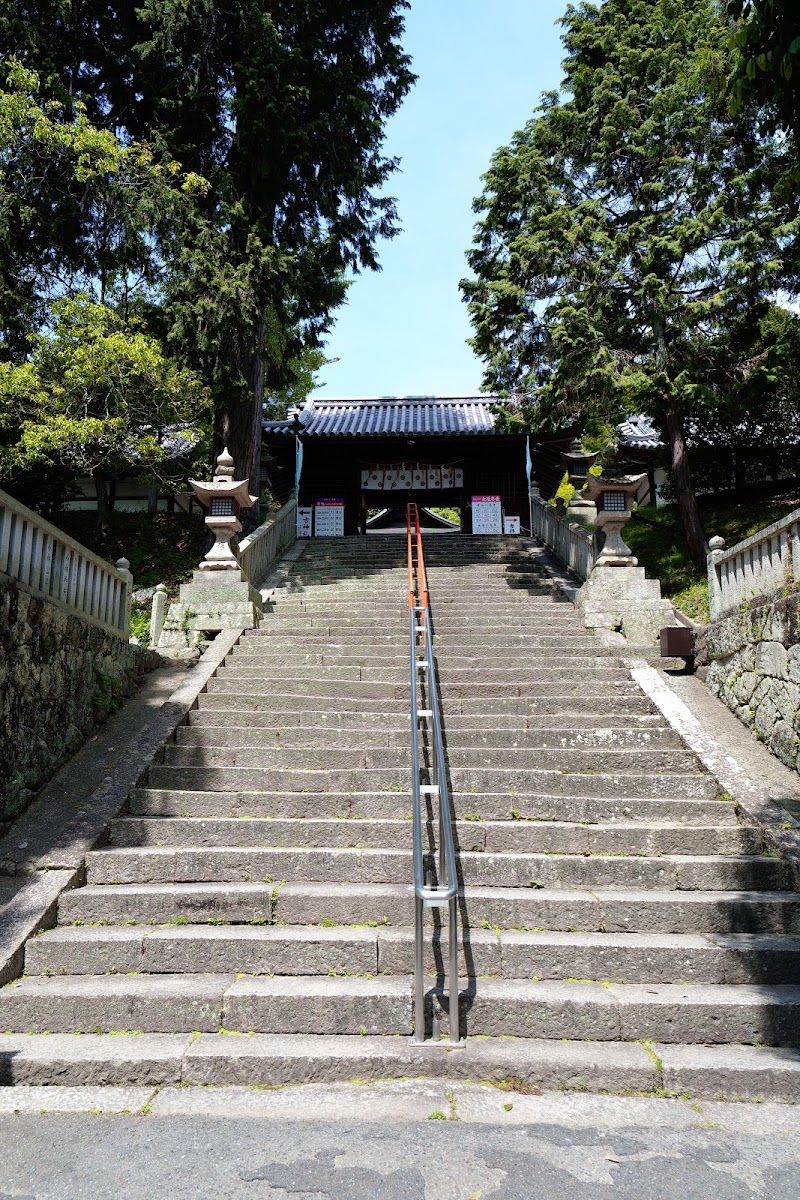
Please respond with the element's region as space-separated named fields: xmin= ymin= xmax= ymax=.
xmin=214 ymin=663 xmax=630 ymax=684
xmin=258 ymin=612 xmax=586 ymax=629
xmin=58 ymin=880 xmax=800 ymax=932
xmin=4 ymin=1032 xmax=796 ymax=1099
xmin=163 ymin=743 xmax=700 ymax=775
xmin=0 ymin=975 xmax=402 ymax=1037
xmin=84 ymin=845 xmax=790 ymax=892
xmin=176 ymin=725 xmax=684 ymax=751
xmin=1 ymin=1032 xmax=796 ymax=1104
xmin=187 ymin=708 xmax=667 ymax=733
xmin=204 ymin=678 xmax=643 ymax=701
xmin=26 ymin=925 xmax=800 ymax=985
xmin=239 ymin=635 xmax=608 ymax=651
xmin=108 ymin=816 xmax=761 ymax=856
xmin=225 ymin=651 xmax=616 ymax=670
xmin=430 ymin=980 xmax=800 ymax=1045
xmin=195 ymin=690 xmax=653 ymax=717
xmin=128 ymin=788 xmax=739 ymax=825
xmin=198 ymin=691 xmax=411 ymax=714
xmin=4 ymin=972 xmax=800 ymax=1044
xmin=146 ymin=764 xmax=719 ymax=799
xmin=27 ymin=925 xmax=382 ymax=978
xmin=164 ymin=739 xmax=700 ymax=777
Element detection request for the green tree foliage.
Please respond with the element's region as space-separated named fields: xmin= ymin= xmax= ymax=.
xmin=682 ymin=305 xmax=800 ymax=492
xmin=462 ymin=0 xmax=796 ymax=569
xmin=3 ymin=2 xmax=415 ymax=525
xmin=0 ymin=58 xmax=195 ymax=353
xmin=726 ymin=1 xmax=800 ymax=131
xmin=0 ymin=297 xmax=210 ymax=530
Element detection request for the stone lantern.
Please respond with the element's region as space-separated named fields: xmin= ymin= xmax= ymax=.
xmin=561 ymin=438 xmax=600 ymax=526
xmin=156 ymin=447 xmax=263 ymax=652
xmin=582 ymin=473 xmax=644 ymax=567
xmin=190 ymin=447 xmax=258 ymax=571
xmin=575 ymin=470 xmax=679 ymax=646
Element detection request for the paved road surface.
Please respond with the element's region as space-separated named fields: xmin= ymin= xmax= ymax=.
xmin=1 ymin=1084 xmax=799 ymax=1198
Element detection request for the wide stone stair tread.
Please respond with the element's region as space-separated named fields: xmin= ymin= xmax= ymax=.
xmin=174 ymin=724 xmax=686 ymax=750
xmin=57 ymin=880 xmax=800 ymax=934
xmin=107 ymin=816 xmax=758 ymax=855
xmin=160 ymin=744 xmax=700 ymax=772
xmin=181 ymin=720 xmax=681 ymax=748
xmin=25 ymin=925 xmax=800 ymax=985
xmin=145 ymin=765 xmax=720 ymax=799
xmin=127 ymin=788 xmax=741 ymax=825
xmin=83 ymin=845 xmax=790 ymax=892
xmin=5 ymin=973 xmax=800 ymax=1044
xmin=3 ymin=1031 xmax=800 ymax=1098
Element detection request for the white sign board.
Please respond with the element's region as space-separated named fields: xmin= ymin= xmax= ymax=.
xmin=314 ymin=499 xmax=345 ymax=537
xmin=504 ymin=516 xmax=520 ymax=535
xmin=297 ymin=507 xmax=313 ymax=538
xmin=472 ymin=494 xmax=503 ymax=535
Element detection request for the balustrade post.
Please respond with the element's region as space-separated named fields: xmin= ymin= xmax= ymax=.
xmin=150 ymin=583 xmax=168 ymax=647
xmin=707 ymin=536 xmax=726 ymax=621
xmin=115 ymin=557 xmax=133 ymax=636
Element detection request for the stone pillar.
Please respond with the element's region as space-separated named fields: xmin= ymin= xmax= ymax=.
xmin=115 ymin=557 xmax=133 ymax=636
xmin=707 ymin=536 xmax=726 ymax=622
xmin=149 ymin=583 xmax=168 ymax=648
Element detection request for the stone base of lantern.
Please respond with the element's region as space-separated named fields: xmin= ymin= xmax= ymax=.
xmin=158 ymin=570 xmax=263 ymax=649
xmin=576 ymin=566 xmax=679 ymax=647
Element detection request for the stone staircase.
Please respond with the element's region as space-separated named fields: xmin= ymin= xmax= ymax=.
xmin=2 ymin=534 xmax=800 ymax=1099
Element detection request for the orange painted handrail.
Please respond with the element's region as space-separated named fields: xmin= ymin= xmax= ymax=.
xmin=406 ymin=502 xmax=429 ymax=611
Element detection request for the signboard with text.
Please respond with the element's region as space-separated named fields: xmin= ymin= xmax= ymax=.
xmin=472 ymin=494 xmax=503 ymax=535
xmin=297 ymin=507 xmax=313 ymax=538
xmin=314 ymin=498 xmax=345 ymax=537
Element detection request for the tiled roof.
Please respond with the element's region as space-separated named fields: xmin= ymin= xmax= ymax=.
xmin=616 ymin=414 xmax=661 ymax=450
xmin=263 ymin=396 xmax=504 ymax=438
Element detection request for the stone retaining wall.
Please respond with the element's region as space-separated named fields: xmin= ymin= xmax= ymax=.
xmin=0 ymin=576 xmax=160 ymax=826
xmin=703 ymin=591 xmax=800 ymax=773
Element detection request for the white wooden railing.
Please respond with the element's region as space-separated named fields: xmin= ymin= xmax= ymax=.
xmin=708 ymin=509 xmax=800 ymax=620
xmin=530 ymin=493 xmax=596 ymax=581
xmin=0 ymin=487 xmax=131 ymax=636
xmin=237 ymin=496 xmax=298 ymax=586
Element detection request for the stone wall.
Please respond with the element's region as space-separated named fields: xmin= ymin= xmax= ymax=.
xmin=704 ymin=591 xmax=800 ymax=773
xmin=0 ymin=576 xmax=160 ymax=826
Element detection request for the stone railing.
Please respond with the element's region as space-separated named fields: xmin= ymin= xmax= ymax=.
xmin=707 ymin=509 xmax=800 ymax=620
xmin=0 ymin=487 xmax=131 ymax=637
xmin=237 ymin=495 xmax=298 ymax=587
xmin=530 ymin=493 xmax=596 ymax=581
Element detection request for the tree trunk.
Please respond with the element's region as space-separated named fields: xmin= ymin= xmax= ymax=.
xmin=92 ymin=467 xmax=112 ymax=537
xmin=666 ymin=407 xmax=707 ymax=571
xmin=213 ymin=318 xmax=266 ymax=536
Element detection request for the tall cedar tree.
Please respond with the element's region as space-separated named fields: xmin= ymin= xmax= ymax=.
xmin=1 ymin=2 xmax=414 ymax=525
xmin=726 ymin=1 xmax=800 ymax=132
xmin=462 ymin=0 xmax=795 ymax=569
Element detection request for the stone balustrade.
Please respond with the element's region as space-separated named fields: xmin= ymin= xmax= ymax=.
xmin=707 ymin=510 xmax=800 ymax=621
xmin=529 ymin=492 xmax=596 ymax=580
xmin=0 ymin=487 xmax=130 ymax=637
xmin=237 ymin=496 xmax=298 ymax=586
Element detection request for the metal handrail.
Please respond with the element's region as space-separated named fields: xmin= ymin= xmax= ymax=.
xmin=407 ymin=502 xmax=461 ymax=1047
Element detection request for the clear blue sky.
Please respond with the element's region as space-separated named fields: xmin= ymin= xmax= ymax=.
xmin=313 ymin=0 xmax=568 ymax=399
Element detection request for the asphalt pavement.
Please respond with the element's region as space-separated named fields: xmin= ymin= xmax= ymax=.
xmin=0 ymin=1083 xmax=799 ymax=1199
